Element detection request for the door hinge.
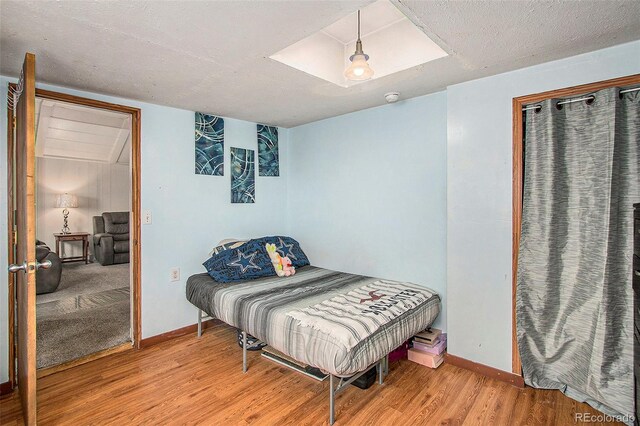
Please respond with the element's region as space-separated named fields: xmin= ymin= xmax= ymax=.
xmin=12 ymin=116 xmax=16 ymax=128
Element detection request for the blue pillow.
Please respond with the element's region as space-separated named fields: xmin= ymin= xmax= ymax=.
xmin=254 ymin=236 xmax=310 ymax=268
xmin=203 ymin=239 xmax=275 ymax=283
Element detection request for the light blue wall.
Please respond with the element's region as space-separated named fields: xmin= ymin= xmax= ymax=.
xmin=0 ymin=77 xmax=289 ymax=382
xmin=446 ymin=40 xmax=640 ymax=372
xmin=287 ymin=91 xmax=448 ymax=331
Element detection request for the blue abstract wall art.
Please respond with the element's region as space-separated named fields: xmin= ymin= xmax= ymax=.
xmin=195 ymin=112 xmax=224 ymax=176
xmin=257 ymin=124 xmax=279 ymax=177
xmin=230 ymin=147 xmax=255 ymax=203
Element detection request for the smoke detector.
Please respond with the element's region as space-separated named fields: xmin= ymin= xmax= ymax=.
xmin=385 ymin=92 xmax=400 ymax=103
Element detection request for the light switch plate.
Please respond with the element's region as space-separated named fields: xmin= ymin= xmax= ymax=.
xmin=143 ymin=210 xmax=152 ymax=224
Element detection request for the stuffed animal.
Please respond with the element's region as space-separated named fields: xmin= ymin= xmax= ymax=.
xmin=265 ymin=243 xmax=284 ymax=277
xmin=265 ymin=243 xmax=295 ymax=277
xmin=280 ymin=255 xmax=296 ymax=276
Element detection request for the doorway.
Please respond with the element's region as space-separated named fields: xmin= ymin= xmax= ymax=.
xmin=34 ymin=96 xmax=132 ymax=370
xmin=510 ymin=73 xmax=640 ymax=377
xmin=7 ymin=86 xmax=142 ymax=383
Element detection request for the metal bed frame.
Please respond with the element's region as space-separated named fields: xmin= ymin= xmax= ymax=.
xmin=197 ymin=309 xmax=389 ymax=425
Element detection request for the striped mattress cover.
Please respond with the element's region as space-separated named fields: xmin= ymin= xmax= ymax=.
xmin=186 ymin=266 xmax=440 ymax=376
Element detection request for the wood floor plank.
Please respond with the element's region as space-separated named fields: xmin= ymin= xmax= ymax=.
xmin=463 ymin=378 xmax=512 ymax=425
xmin=0 ymin=324 xmax=622 ymax=425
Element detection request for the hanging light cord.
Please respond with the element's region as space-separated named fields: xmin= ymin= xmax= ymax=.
xmin=357 ymin=10 xmax=361 ymax=42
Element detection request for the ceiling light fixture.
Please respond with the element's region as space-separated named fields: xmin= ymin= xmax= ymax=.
xmin=344 ymin=10 xmax=374 ymax=81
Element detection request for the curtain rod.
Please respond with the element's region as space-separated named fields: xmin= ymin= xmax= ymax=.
xmin=522 ymin=86 xmax=640 ymax=111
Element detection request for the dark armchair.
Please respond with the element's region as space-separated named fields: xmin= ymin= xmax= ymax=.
xmin=36 ymin=240 xmax=62 ymax=294
xmin=93 ymin=212 xmax=130 ymax=266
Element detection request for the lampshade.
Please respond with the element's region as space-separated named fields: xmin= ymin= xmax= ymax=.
xmin=55 ymin=193 xmax=78 ymax=209
xmin=344 ymin=52 xmax=374 ymax=81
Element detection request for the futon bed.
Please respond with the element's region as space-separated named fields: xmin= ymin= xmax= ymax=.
xmin=186 ymin=264 xmax=441 ymax=424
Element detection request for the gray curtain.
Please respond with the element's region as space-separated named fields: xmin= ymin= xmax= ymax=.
xmin=516 ymin=86 xmax=639 ymax=421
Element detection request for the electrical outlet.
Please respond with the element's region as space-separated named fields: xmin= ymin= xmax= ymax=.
xmin=170 ymin=267 xmax=180 ymax=282
xmin=143 ymin=210 xmax=152 ymax=224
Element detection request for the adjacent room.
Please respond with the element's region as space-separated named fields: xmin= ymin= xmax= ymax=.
xmin=34 ymin=97 xmax=132 ymax=369
xmin=0 ymin=1 xmax=638 ymax=425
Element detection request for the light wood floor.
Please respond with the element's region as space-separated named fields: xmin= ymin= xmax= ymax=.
xmin=0 ymin=324 xmax=620 ymax=425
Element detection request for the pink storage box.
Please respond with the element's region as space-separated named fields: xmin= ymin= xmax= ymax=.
xmin=413 ymin=333 xmax=447 ymax=355
xmin=408 ymin=348 xmax=444 ymax=368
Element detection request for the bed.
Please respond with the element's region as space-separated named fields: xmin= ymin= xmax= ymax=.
xmin=186 ymin=265 xmax=440 ymax=423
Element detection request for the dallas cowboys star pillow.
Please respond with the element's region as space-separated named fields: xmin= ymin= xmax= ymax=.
xmin=253 ymin=236 xmax=310 ymax=268
xmin=203 ymin=239 xmax=276 ymax=283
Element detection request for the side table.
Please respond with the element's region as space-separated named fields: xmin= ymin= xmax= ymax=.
xmin=54 ymin=232 xmax=90 ymax=264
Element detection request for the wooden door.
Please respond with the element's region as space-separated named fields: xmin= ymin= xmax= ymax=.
xmin=10 ymin=52 xmax=37 ymax=425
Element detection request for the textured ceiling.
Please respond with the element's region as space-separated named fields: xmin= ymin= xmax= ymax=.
xmin=1 ymin=0 xmax=639 ymax=128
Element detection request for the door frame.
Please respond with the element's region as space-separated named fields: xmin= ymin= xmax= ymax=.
xmin=511 ymin=73 xmax=640 ymax=375
xmin=6 ymin=84 xmax=142 ymax=387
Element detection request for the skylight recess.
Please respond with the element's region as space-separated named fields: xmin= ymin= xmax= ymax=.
xmin=270 ymin=0 xmax=448 ymax=87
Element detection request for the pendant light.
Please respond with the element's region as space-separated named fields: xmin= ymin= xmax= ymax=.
xmin=344 ymin=10 xmax=374 ymax=81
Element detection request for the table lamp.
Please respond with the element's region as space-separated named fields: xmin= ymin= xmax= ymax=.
xmin=55 ymin=193 xmax=78 ymax=234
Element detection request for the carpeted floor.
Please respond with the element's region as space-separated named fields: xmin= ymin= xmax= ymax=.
xmin=36 ymin=262 xmax=131 ymax=369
